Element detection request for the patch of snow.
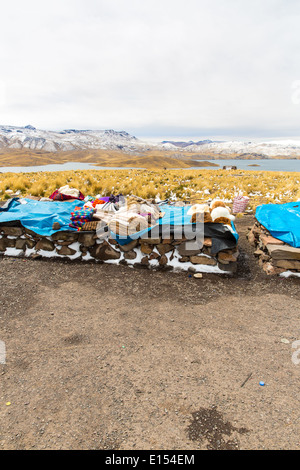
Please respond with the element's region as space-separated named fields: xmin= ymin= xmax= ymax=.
xmin=4 ymin=247 xmax=23 ymax=257
xmin=81 ymin=251 xmax=94 ymax=261
xmin=280 ymin=270 xmax=300 ymax=278
xmin=37 ymin=249 xmax=57 ymax=258
xmin=165 ymin=249 xmax=228 ymax=274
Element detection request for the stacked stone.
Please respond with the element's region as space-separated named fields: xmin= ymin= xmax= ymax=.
xmin=0 ymin=226 xmax=239 ymax=273
xmin=247 ymin=221 xmax=300 ymax=275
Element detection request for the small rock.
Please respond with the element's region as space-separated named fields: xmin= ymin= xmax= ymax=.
xmin=124 ymin=250 xmax=137 ymax=260
xmin=190 ymin=255 xmax=217 ymax=266
xmin=90 ymin=241 xmax=121 ymax=260
xmin=140 ymin=238 xmax=161 ymax=245
xmin=36 ymin=239 xmax=55 ymax=252
xmin=178 ymin=241 xmax=202 ymax=257
xmin=157 ymin=243 xmax=173 ymax=255
xmin=140 ymin=242 xmax=153 ymax=255
xmin=218 ymin=251 xmax=239 ymax=263
xmin=1 ymin=227 xmax=23 ymax=237
xmin=51 ymin=231 xmax=78 ymax=242
xmin=159 ymin=255 xmax=168 ymax=266
xmin=78 ymin=232 xmax=96 ymax=247
xmin=30 ymin=253 xmax=42 ymax=260
xmin=0 ymin=237 xmax=16 ymax=250
xmin=162 ymin=238 xmax=173 ymax=245
xmin=56 ymin=246 xmax=77 ymax=256
xmin=188 ymin=267 xmax=196 ymax=273
xmin=52 ymin=222 xmax=61 ymax=231
xmin=15 ymin=239 xmax=27 ymax=251
xmin=118 ymin=240 xmax=138 ymax=252
xmin=25 ymin=239 xmax=36 ymax=249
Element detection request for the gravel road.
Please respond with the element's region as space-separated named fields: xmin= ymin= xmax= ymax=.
xmin=0 ymin=215 xmax=299 ymax=450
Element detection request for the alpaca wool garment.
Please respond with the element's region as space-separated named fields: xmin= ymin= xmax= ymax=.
xmin=108 ymin=211 xmax=150 ymax=236
xmin=69 ymin=207 xmax=95 ymax=230
xmin=211 ymin=207 xmax=235 ymax=222
xmin=232 ymin=195 xmax=249 ymax=213
xmin=49 ymin=185 xmax=85 ymax=201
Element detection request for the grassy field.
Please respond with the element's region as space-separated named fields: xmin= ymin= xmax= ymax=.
xmin=1 ymin=168 xmax=300 ymax=210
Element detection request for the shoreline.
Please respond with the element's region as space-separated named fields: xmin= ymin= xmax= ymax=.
xmin=1 ymin=159 xmax=300 ymax=174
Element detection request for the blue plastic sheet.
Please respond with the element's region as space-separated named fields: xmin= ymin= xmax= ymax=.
xmin=256 ymin=202 xmax=300 ymax=248
xmin=0 ymin=198 xmax=85 ymax=236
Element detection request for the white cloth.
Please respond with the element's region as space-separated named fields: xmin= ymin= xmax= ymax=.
xmin=58 ymin=185 xmax=80 ymax=198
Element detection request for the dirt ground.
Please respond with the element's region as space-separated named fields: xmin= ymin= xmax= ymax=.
xmin=0 ymin=215 xmax=299 ymax=450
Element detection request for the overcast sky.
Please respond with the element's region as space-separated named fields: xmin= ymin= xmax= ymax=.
xmin=0 ymin=0 xmax=300 ymax=139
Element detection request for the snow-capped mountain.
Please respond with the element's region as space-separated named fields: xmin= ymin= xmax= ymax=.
xmin=158 ymin=139 xmax=300 ymax=157
xmin=0 ymin=125 xmax=300 ymax=158
xmin=0 ymin=125 xmax=149 ymax=153
xmin=161 ymin=139 xmax=214 ymax=148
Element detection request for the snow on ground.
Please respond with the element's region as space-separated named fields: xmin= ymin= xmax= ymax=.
xmin=280 ymin=270 xmax=300 ymax=278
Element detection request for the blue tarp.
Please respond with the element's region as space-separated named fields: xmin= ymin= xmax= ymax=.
xmin=256 ymin=202 xmax=300 ymax=248
xmin=0 ymin=198 xmax=85 ymax=236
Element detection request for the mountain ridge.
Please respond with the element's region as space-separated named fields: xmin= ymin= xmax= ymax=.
xmin=0 ymin=125 xmax=142 ymax=153
xmin=0 ymin=125 xmax=300 ymax=158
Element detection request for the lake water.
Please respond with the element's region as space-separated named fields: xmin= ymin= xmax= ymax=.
xmin=191 ymin=159 xmax=300 ymax=172
xmin=0 ymin=162 xmax=139 ymax=173
xmin=0 ymin=159 xmax=300 ymax=173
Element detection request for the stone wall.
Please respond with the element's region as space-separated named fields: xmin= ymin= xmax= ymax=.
xmin=247 ymin=220 xmax=300 ymax=275
xmin=0 ymin=225 xmax=239 ymax=274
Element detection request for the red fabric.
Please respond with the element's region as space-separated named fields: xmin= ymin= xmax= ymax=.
xmin=49 ymin=189 xmax=84 ymax=201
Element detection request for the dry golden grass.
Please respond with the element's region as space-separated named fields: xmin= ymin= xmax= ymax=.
xmin=1 ymin=168 xmax=300 ymax=210
xmin=0 ymin=148 xmax=297 ymax=169
xmin=0 ymin=149 xmax=220 ymax=169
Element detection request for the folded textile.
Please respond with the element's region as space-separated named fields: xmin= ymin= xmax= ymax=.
xmin=109 ymin=194 xmax=125 ymax=204
xmin=90 ymin=196 xmax=162 ymax=236
xmin=50 ymin=185 xmax=84 ymax=201
xmin=93 ymin=202 xmax=119 ymax=221
xmin=125 ymin=198 xmax=161 ymax=220
xmin=69 ymin=207 xmax=95 ymax=230
xmin=108 ymin=211 xmax=150 ymax=236
xmin=84 ymin=198 xmax=106 ymax=209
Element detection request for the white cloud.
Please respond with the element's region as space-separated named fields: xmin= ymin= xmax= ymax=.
xmin=0 ymin=0 xmax=300 ymax=137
